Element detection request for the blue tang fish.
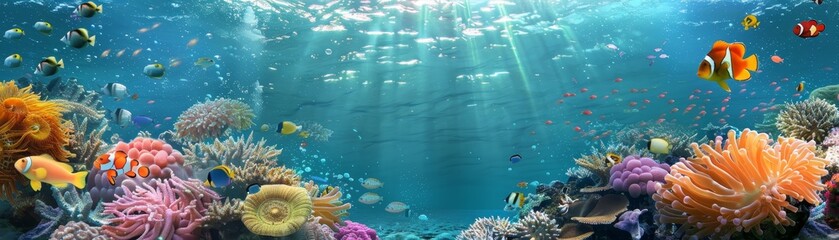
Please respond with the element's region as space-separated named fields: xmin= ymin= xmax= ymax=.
xmin=204 ymin=165 xmax=234 ymax=188
xmin=131 ymin=115 xmax=154 ymax=128
xmin=509 ymin=154 xmax=522 ymax=164
xmin=247 ymin=183 xmax=261 ymax=195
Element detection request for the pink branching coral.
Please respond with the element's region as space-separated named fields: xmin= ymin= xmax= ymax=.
xmin=88 ymin=137 xmax=191 ymax=204
xmin=102 ymin=176 xmax=220 ymax=240
xmin=653 ymin=129 xmax=829 ymax=239
xmin=174 ymin=98 xmax=255 ymax=142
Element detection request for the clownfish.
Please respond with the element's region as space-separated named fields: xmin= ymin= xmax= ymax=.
xmin=697 ymin=40 xmax=758 ymax=92
xmin=94 ymin=151 xmax=150 ymax=185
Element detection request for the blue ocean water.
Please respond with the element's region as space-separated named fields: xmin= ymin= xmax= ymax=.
xmin=1 ymin=0 xmax=838 ymax=238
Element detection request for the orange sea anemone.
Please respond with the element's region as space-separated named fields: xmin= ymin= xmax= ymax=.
xmin=0 ymin=81 xmax=70 ymax=203
xmin=653 ymin=129 xmax=829 ymax=239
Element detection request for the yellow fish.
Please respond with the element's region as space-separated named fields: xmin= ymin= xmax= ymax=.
xmin=14 ymin=154 xmax=88 ymax=191
xmin=299 ymin=131 xmax=311 ymax=138
xmin=605 ymin=152 xmax=622 ymax=167
xmin=277 ymin=121 xmax=301 ymax=135
xmin=742 ymin=15 xmax=759 ymax=30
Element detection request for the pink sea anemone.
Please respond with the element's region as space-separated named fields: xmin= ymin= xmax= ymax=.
xmin=102 ymin=176 xmax=219 ymax=240
xmin=173 ymin=98 xmax=254 ymax=142
xmin=87 ymin=137 xmax=192 ymax=204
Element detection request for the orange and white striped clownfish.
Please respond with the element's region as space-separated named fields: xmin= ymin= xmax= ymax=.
xmin=94 ymin=151 xmax=150 ymax=185
xmin=697 ymin=40 xmax=758 ymax=92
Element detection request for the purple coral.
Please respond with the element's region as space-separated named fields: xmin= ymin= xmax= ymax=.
xmin=102 ymin=176 xmax=219 ymax=240
xmin=614 ymin=209 xmax=647 ymax=240
xmin=609 ymin=156 xmax=670 ymax=198
xmin=334 ymin=221 xmax=378 ymax=240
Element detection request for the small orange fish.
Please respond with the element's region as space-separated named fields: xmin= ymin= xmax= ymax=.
xmin=169 ymin=59 xmax=182 ymax=67
xmin=137 ymin=28 xmax=149 ymax=33
xmin=94 ymin=151 xmax=150 ymax=185
xmin=697 ymin=40 xmax=758 ymax=92
xmin=151 ymin=23 xmax=161 ymax=29
xmin=517 ymin=181 xmax=527 ymax=188
xmin=116 ymin=49 xmax=126 ymax=57
xmin=131 ymin=93 xmax=139 ymax=100
xmin=187 ymin=38 xmax=199 ymax=48
xmin=100 ymin=49 xmax=111 ymax=58
xmin=132 ymin=48 xmax=142 ymax=57
xmin=14 ymin=154 xmax=88 ymax=191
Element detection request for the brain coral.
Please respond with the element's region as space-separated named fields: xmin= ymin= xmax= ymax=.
xmin=174 ymin=98 xmax=255 ymax=142
xmin=0 ymin=81 xmax=70 ymax=202
xmin=653 ymin=129 xmax=829 ymax=239
xmin=87 ymin=137 xmax=191 ymax=204
xmin=776 ymin=99 xmax=838 ymax=144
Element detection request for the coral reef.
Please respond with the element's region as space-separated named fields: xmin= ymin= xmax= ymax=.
xmin=825 ymin=127 xmax=839 ymax=147
xmin=242 ymin=184 xmax=313 ymax=237
xmin=614 ymin=122 xmax=705 ymax=158
xmin=567 ymin=194 xmax=628 ymax=225
xmin=701 ymin=123 xmax=740 ymax=141
xmin=204 ymin=198 xmax=244 ymax=228
xmin=614 ymin=209 xmax=647 ymax=240
xmin=304 ymin=181 xmax=352 ymax=228
xmin=51 ymin=99 xmax=104 ymax=120
xmin=456 ymin=216 xmax=515 ymax=240
xmin=653 ymin=129 xmax=829 ymax=238
xmin=517 ymin=193 xmax=551 ymax=218
xmin=21 ymin=200 xmax=62 ymax=239
xmin=0 ymin=80 xmax=71 ymax=202
xmin=65 ymin=116 xmax=109 ymax=170
xmin=335 ymin=221 xmax=379 ymax=240
xmin=49 ymin=221 xmax=110 ymax=240
xmin=608 ymin=155 xmax=670 ymax=198
xmin=279 ymin=216 xmax=337 ymax=240
xmin=223 ymin=161 xmax=301 ymax=198
xmin=13 ymin=77 xmax=104 ymax=119
xmin=755 ymin=104 xmax=785 ymax=137
xmin=87 ymin=137 xmax=191 ymax=204
xmin=102 ymin=176 xmax=219 ymax=240
xmin=810 ymin=84 xmax=839 ymax=107
xmin=515 ymin=210 xmax=561 ymax=239
xmin=183 ymin=132 xmax=282 ymax=177
xmin=174 ymin=98 xmax=255 ymax=142
xmin=573 ymin=140 xmax=649 ymax=193
xmin=48 ymin=186 xmax=110 ymax=225
xmin=565 ymin=166 xmax=592 ymax=180
xmin=776 ymin=99 xmax=838 ymax=144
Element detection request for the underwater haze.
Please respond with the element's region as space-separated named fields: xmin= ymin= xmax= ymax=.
xmin=1 ymin=0 xmax=839 ymax=239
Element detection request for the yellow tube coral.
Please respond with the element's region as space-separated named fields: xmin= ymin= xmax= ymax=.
xmin=242 ymin=184 xmax=313 ymax=237
xmin=653 ymin=129 xmax=829 ymax=238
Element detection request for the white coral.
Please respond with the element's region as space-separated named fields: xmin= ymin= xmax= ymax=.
xmin=514 ymin=211 xmax=560 ymax=240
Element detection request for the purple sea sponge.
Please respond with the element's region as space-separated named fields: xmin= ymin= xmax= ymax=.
xmin=609 ymin=155 xmax=670 ymax=198
xmin=334 ymin=221 xmax=378 ymax=240
xmin=614 ymin=209 xmax=647 ymax=240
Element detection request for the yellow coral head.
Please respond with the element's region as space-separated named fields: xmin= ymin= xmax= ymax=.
xmin=3 ymin=97 xmax=28 ymax=116
xmin=22 ymin=115 xmax=50 ymax=141
xmin=242 ymin=184 xmax=313 ymax=237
